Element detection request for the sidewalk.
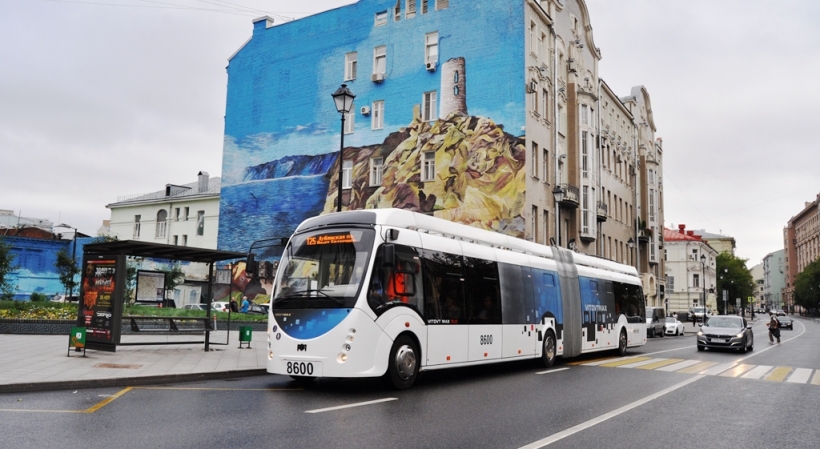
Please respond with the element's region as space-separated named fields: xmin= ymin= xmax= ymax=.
xmin=0 ymin=330 xmax=269 ymax=394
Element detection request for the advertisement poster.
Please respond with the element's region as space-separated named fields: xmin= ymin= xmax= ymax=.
xmin=77 ymin=255 xmax=124 ymax=350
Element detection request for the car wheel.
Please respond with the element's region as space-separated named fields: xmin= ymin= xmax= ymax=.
xmin=659 ymin=327 xmax=665 ymax=338
xmin=739 ymin=338 xmax=748 ymax=353
xmin=697 ymin=345 xmax=704 ymax=351
xmin=541 ymin=330 xmax=557 ymax=367
xmin=384 ymin=335 xmax=419 ymax=390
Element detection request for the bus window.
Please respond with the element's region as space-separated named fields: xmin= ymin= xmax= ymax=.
xmin=613 ymin=281 xmax=645 ymax=323
xmin=421 ymin=249 xmax=465 ymax=324
xmin=499 ymin=263 xmax=534 ymax=324
xmin=464 ymin=257 xmax=500 ymax=324
xmin=367 ymin=244 xmax=423 ymax=316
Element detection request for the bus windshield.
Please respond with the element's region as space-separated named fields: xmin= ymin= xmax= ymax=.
xmin=272 ymin=228 xmax=374 ymax=309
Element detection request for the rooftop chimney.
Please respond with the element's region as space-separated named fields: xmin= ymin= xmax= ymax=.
xmin=678 ymin=224 xmax=685 ymax=234
xmin=198 ymin=171 xmax=209 ymax=193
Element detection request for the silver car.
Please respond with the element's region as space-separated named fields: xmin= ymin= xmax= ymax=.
xmin=696 ymin=315 xmax=754 ymax=353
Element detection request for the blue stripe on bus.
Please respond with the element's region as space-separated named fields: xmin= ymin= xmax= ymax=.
xmin=275 ymin=309 xmax=351 ymax=339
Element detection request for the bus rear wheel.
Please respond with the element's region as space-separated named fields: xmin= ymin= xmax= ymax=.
xmin=385 ymin=335 xmax=419 ymax=390
xmin=541 ymin=330 xmax=556 ymax=368
xmin=616 ymin=330 xmax=627 ymax=356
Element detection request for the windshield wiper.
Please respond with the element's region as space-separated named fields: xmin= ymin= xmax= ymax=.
xmin=314 ymin=289 xmax=346 ymax=306
xmin=273 ymin=290 xmax=345 ymax=306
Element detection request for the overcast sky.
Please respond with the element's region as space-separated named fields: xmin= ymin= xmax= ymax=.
xmin=2 ymin=0 xmax=818 ymax=266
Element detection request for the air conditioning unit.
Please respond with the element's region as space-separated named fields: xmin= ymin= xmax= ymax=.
xmin=426 ymin=61 xmax=437 ymax=72
xmin=360 ymin=106 xmax=371 ymax=116
xmin=527 ymin=80 xmax=537 ymax=93
xmin=371 ymin=73 xmax=384 ymax=83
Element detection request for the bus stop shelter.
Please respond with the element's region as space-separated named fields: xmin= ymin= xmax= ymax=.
xmin=77 ymin=240 xmax=246 ymax=352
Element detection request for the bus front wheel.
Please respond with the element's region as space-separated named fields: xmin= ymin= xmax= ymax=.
xmin=541 ymin=330 xmax=556 ymax=368
xmin=616 ymin=330 xmax=627 ymax=356
xmin=385 ymin=335 xmax=419 ymax=390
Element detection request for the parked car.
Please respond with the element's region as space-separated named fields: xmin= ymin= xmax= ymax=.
xmin=645 ymin=307 xmax=666 ymax=338
xmin=664 ymin=317 xmax=685 ymax=336
xmin=775 ymin=311 xmax=786 ymax=316
xmin=212 ymin=302 xmax=229 ymax=313
xmin=246 ymin=303 xmax=268 ymax=315
xmin=697 ymin=315 xmax=754 ymax=352
xmin=691 ymin=307 xmax=710 ymax=322
xmin=776 ymin=315 xmax=793 ymax=330
xmin=182 ymin=304 xmax=208 ymax=311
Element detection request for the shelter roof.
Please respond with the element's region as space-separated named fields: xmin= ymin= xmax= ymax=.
xmin=83 ymin=240 xmax=245 ymax=264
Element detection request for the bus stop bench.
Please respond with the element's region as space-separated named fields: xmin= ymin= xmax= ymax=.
xmin=123 ymin=316 xmax=215 ymax=334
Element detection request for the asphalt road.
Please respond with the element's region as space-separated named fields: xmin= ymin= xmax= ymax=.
xmin=1 ymin=316 xmax=817 ymax=449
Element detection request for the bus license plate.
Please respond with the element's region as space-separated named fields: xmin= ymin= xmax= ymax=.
xmin=285 ymin=360 xmax=321 ymax=377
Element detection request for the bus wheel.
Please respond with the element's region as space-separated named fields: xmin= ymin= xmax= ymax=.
xmin=541 ymin=330 xmax=556 ymax=368
xmin=386 ymin=335 xmax=419 ymax=390
xmin=616 ymin=330 xmax=628 ymax=356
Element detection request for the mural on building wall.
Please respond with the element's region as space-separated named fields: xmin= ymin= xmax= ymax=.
xmin=218 ymin=1 xmax=526 ymax=256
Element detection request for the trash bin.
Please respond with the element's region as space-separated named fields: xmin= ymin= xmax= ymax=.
xmin=68 ymin=326 xmax=86 ymax=357
xmin=239 ymin=326 xmax=252 ymax=349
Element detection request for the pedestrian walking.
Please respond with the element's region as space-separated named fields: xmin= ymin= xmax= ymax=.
xmin=766 ymin=311 xmax=780 ymax=344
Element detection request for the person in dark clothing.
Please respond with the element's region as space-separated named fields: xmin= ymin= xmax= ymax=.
xmin=230 ymin=298 xmax=238 ymax=313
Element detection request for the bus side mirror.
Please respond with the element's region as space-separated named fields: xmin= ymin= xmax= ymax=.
xmin=383 ymin=244 xmax=395 ymax=268
xmin=246 ymin=253 xmax=258 ymax=276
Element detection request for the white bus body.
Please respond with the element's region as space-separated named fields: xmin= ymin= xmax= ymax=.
xmin=267 ymin=209 xmax=646 ymax=389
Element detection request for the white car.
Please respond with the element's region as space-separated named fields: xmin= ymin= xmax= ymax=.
xmin=182 ymin=304 xmax=208 ymax=311
xmin=664 ymin=317 xmax=685 ymax=336
xmin=211 ymin=302 xmax=230 ymax=312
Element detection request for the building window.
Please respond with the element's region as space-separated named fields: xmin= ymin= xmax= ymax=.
xmin=173 ymin=235 xmax=178 ymax=245
xmin=531 ymin=205 xmax=538 ymax=242
xmin=196 ymin=211 xmax=205 ymax=236
xmin=342 ymin=161 xmax=353 ymax=189
xmin=183 ymin=207 xmax=189 ymax=221
xmin=394 ymin=0 xmax=401 ymax=21
xmin=542 ymin=148 xmax=549 ymax=182
xmin=406 ymin=0 xmax=416 ymax=18
xmin=693 ymin=273 xmax=701 ymax=288
xmin=375 ymin=10 xmax=388 ymax=26
xmin=557 ymin=104 xmax=565 ymax=136
xmin=530 ymin=21 xmax=537 ymax=55
xmin=133 ymin=215 xmax=141 ymax=238
xmin=344 ymin=105 xmax=355 ymax=134
xmin=422 ymin=151 xmax=435 ymax=182
xmin=436 ymin=0 xmax=448 ymax=9
xmin=422 ymin=91 xmax=437 ymax=122
xmin=374 ymin=46 xmax=386 ymax=76
xmin=370 ymin=157 xmax=384 ymax=186
xmin=581 ymin=131 xmax=589 ymax=178
xmin=542 ymin=88 xmax=549 ymax=121
xmin=531 ymin=142 xmax=538 ymax=178
xmin=174 ymin=207 xmax=180 ymax=221
xmin=543 ymin=210 xmax=549 ymax=245
xmin=668 ymin=276 xmax=675 ymax=292
xmin=182 ymin=235 xmax=188 ymax=247
xmin=372 ymin=100 xmax=384 ymax=129
xmin=421 ymin=0 xmax=428 ymax=14
xmin=345 ymin=52 xmax=357 ymax=80
xmin=582 ymin=186 xmax=589 ymax=234
xmin=649 ymin=188 xmax=655 ymax=223
xmin=156 ymin=210 xmax=167 ymax=238
xmin=425 ymin=32 xmax=438 ymax=65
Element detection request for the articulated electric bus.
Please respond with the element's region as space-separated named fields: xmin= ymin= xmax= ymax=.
xmin=266 ymin=209 xmax=646 ymax=389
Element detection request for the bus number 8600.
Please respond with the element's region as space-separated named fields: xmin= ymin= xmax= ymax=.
xmin=479 ymin=335 xmax=493 ymax=345
xmin=286 ymin=361 xmax=314 ymax=376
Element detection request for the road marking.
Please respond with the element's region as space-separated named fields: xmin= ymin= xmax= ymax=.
xmin=702 ymin=362 xmax=736 ymax=376
xmin=517 ymin=375 xmax=705 ymax=449
xmin=136 ymin=386 xmax=301 ymax=391
xmin=741 ymin=365 xmax=773 ymax=380
xmin=597 ymin=357 xmax=651 ymax=368
xmin=536 ymin=368 xmax=569 ymax=375
xmin=787 ymin=368 xmax=812 ymax=384
xmin=579 ymin=356 xmax=641 ymax=366
xmin=567 ymin=356 xmax=615 ymax=366
xmin=676 ymin=361 xmax=717 ymax=374
xmin=84 ymin=387 xmax=133 ymax=413
xmin=304 ymin=397 xmax=398 ymax=414
xmin=764 ymin=366 xmax=792 ymax=382
xmin=812 ymin=371 xmax=820 ymax=386
xmin=719 ymin=364 xmax=754 ymax=378
xmin=618 ymin=358 xmax=667 ymax=369
xmin=656 ymin=359 xmax=701 ymax=372
xmin=636 ymin=358 xmax=684 ymax=370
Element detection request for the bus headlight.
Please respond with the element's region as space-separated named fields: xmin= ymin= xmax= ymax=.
xmin=343 ymin=343 xmax=351 ymax=352
xmin=337 ymin=353 xmax=348 ymax=363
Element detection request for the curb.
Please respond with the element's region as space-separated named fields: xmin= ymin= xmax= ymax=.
xmin=0 ymin=369 xmax=268 ymax=394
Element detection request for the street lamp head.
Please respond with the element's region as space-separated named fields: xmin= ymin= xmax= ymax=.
xmin=332 ymin=84 xmax=356 ymax=114
xmin=552 ymin=186 xmax=564 ymax=203
xmin=627 ymin=237 xmax=634 ymax=249
xmin=700 ymin=254 xmax=706 ymax=263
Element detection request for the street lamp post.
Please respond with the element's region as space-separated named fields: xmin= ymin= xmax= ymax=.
xmin=552 ymin=186 xmax=564 ymax=247
xmin=700 ymin=254 xmax=706 ymax=322
xmin=331 ymin=84 xmax=356 ymax=213
xmin=56 ymin=223 xmax=77 ymax=299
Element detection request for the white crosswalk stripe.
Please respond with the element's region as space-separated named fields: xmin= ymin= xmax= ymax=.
xmin=787 ymin=368 xmax=813 ymax=383
xmin=741 ymin=365 xmax=773 ymax=380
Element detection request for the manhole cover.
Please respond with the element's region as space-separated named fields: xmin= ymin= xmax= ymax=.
xmin=93 ymin=363 xmax=143 ymax=369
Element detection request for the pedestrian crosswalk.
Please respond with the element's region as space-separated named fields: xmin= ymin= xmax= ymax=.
xmin=570 ymin=356 xmax=820 ymax=385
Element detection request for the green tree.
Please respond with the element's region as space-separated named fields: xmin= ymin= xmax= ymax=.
xmin=0 ymin=237 xmax=18 ymax=298
xmin=157 ymin=264 xmax=185 ymax=297
xmin=793 ymin=258 xmax=820 ymax=315
xmin=55 ymin=248 xmax=79 ymax=298
xmin=715 ymin=253 xmax=754 ymax=315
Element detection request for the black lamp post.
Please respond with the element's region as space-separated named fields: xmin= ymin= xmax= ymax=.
xmin=57 ymin=223 xmax=77 ymax=298
xmin=331 ymin=84 xmax=356 ymax=212
xmin=552 ymin=186 xmax=564 ymax=246
xmin=700 ymin=253 xmax=706 ymax=321
xmin=627 ymin=237 xmax=635 ymax=267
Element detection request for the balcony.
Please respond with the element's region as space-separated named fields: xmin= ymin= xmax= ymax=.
xmin=552 ymin=183 xmax=580 ymax=209
xmin=596 ymin=201 xmax=607 ymax=222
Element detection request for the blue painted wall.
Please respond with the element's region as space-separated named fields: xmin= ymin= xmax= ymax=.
xmin=5 ymin=236 xmax=93 ymax=300
xmin=219 ymin=0 xmax=526 ymax=254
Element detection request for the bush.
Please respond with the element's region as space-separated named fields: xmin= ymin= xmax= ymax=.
xmin=30 ymin=292 xmax=49 ymax=302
